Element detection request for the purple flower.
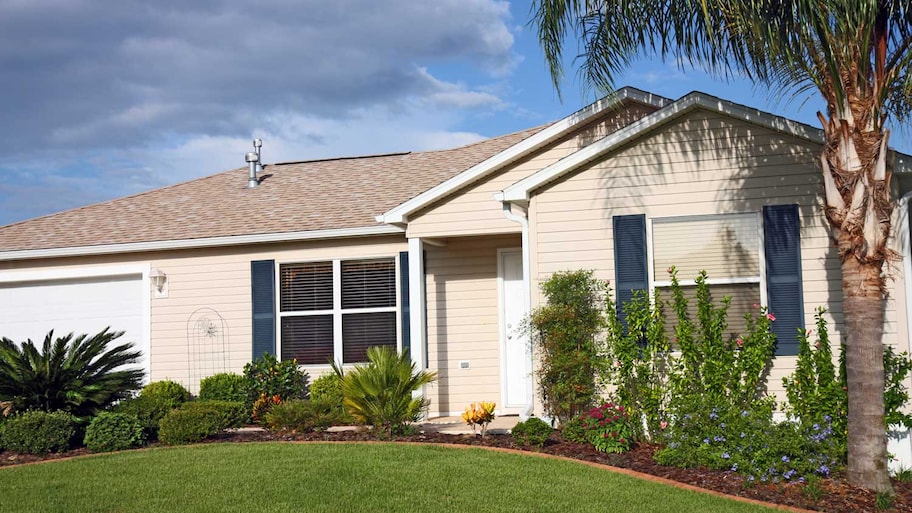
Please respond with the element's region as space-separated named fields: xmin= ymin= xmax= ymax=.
xmin=781 ymin=455 xmax=790 ymax=463
xmin=722 ymin=452 xmax=730 ymax=459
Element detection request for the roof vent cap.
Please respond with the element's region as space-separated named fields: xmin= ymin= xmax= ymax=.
xmin=245 ymin=151 xmax=260 ymax=188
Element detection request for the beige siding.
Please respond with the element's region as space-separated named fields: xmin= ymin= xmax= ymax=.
xmin=407 ymin=102 xmax=658 ymax=239
xmin=424 ymin=234 xmax=520 ymax=416
xmin=529 ymin=108 xmax=908 ymax=401
xmin=0 ymin=236 xmax=407 ymax=392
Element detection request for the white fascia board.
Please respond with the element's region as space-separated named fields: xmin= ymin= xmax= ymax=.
xmin=0 ymin=225 xmax=405 ymax=262
xmin=378 ymin=87 xmax=670 ymax=224
xmin=499 ymin=92 xmax=912 ymax=202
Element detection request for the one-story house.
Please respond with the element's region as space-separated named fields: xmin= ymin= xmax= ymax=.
xmin=3 ymin=87 xmax=912 ymax=435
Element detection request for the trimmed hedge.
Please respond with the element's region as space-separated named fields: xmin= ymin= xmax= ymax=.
xmin=84 ymin=412 xmax=145 ymax=452
xmin=141 ymin=380 xmax=191 ymax=405
xmin=198 ymin=373 xmax=248 ymax=404
xmin=0 ymin=411 xmax=77 ymax=454
xmin=112 ymin=380 xmax=192 ymax=440
xmin=511 ymin=417 xmax=553 ymax=448
xmin=158 ymin=400 xmax=246 ymax=445
xmin=264 ymin=398 xmax=342 ymax=433
xmin=179 ymin=401 xmax=247 ymax=430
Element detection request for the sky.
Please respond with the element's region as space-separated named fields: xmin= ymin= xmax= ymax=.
xmin=0 ymin=0 xmax=909 ymax=228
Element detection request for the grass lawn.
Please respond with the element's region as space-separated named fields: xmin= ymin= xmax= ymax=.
xmin=0 ymin=443 xmax=780 ymax=513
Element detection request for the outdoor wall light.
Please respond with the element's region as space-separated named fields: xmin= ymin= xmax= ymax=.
xmin=150 ymin=268 xmax=169 ymax=297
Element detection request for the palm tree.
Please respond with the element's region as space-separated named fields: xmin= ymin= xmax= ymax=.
xmin=0 ymin=328 xmax=144 ymax=418
xmin=531 ymin=0 xmax=912 ymax=492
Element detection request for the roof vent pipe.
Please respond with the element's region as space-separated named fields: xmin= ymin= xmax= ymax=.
xmin=245 ymin=151 xmax=260 ymax=188
xmin=253 ymin=139 xmax=263 ymax=174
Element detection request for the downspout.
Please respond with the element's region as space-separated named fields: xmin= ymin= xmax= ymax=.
xmin=501 ymin=201 xmax=535 ymax=420
xmin=900 ymin=192 xmax=912 ymax=357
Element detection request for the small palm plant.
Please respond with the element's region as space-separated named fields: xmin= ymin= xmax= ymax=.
xmin=333 ymin=346 xmax=437 ymax=437
xmin=0 ymin=328 xmax=144 ymax=418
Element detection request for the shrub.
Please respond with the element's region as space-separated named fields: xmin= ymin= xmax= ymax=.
xmin=527 ymin=270 xmax=609 ymax=425
xmin=334 ymin=346 xmax=437 ymax=437
xmin=0 ymin=410 xmax=77 ymax=454
xmin=511 ymin=417 xmax=553 ymax=448
xmin=199 ymin=373 xmax=248 ymax=403
xmin=0 ymin=329 xmax=143 ymax=418
xmin=141 ymin=380 xmax=190 ymax=406
xmin=310 ymin=373 xmax=353 ymax=424
xmin=179 ymin=400 xmax=247 ymax=430
xmin=560 ymin=417 xmax=588 ymax=443
xmin=576 ymin=402 xmax=635 ymax=453
xmin=655 ymin=398 xmax=843 ymax=483
xmin=461 ymin=402 xmax=496 ymax=437
xmin=244 ymin=354 xmax=309 ymax=409
xmin=264 ymin=398 xmax=342 ymax=432
xmin=158 ymin=404 xmax=228 ymax=445
xmin=83 ymin=412 xmax=144 ymax=452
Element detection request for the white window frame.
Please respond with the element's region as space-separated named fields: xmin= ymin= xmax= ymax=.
xmin=275 ymin=255 xmax=401 ymax=367
xmin=646 ymin=212 xmax=768 ymax=307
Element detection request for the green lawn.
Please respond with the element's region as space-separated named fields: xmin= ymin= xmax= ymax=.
xmin=0 ymin=443 xmax=778 ymax=513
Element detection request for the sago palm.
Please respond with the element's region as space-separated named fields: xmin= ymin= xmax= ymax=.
xmin=333 ymin=346 xmax=437 ymax=437
xmin=0 ymin=328 xmax=144 ymax=418
xmin=531 ymin=0 xmax=912 ymax=492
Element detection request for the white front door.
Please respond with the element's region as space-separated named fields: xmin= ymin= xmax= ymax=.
xmin=499 ymin=250 xmax=530 ymax=411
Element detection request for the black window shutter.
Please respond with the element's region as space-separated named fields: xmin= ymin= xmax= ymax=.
xmin=251 ymin=260 xmax=276 ymax=359
xmin=398 ymin=251 xmax=411 ymax=356
xmin=764 ymin=205 xmax=804 ymax=356
xmin=613 ymin=214 xmax=648 ymax=328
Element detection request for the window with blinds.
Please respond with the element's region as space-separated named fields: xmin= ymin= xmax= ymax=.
xmin=278 ymin=258 xmax=397 ymax=365
xmin=652 ymin=214 xmax=762 ymax=339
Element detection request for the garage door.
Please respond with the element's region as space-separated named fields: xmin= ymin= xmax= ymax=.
xmin=0 ymin=273 xmax=149 ymax=380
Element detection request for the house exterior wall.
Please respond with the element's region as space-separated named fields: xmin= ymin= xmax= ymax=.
xmin=527 ymin=108 xmax=908 ymax=400
xmin=406 ymin=102 xmax=659 ymax=239
xmin=424 ymin=234 xmax=521 ymax=416
xmin=0 ymin=235 xmax=407 ymax=391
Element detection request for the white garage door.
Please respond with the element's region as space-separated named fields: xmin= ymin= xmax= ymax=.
xmin=0 ymin=273 xmax=149 ymax=380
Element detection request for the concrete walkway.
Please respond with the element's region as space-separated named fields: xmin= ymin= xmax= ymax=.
xmin=420 ymin=415 xmax=521 ymax=435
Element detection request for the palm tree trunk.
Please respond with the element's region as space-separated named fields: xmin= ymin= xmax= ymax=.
xmin=841 ymin=255 xmax=892 ymax=493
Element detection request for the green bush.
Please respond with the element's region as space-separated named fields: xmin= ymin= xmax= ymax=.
xmin=310 ymin=373 xmax=353 ymax=424
xmin=527 ymin=270 xmax=608 ymax=425
xmin=560 ymin=417 xmax=588 ymax=443
xmin=178 ymin=401 xmax=247 ymax=430
xmin=83 ymin=412 xmax=144 ymax=452
xmin=264 ymin=398 xmax=342 ymax=432
xmin=576 ymin=402 xmax=634 ymax=453
xmin=0 ymin=410 xmax=77 ymax=454
xmin=334 ymin=346 xmax=437 ymax=437
xmin=0 ymin=329 xmax=143 ymax=418
xmin=199 ymin=373 xmax=248 ymax=403
xmin=511 ymin=417 xmax=553 ymax=448
xmin=158 ymin=406 xmax=223 ymax=445
xmin=111 ymin=380 xmax=190 ymax=440
xmin=244 ymin=354 xmax=310 ymax=415
xmin=655 ymin=398 xmax=843 ymax=483
xmin=141 ymin=380 xmax=190 ymax=406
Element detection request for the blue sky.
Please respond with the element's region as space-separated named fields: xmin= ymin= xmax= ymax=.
xmin=0 ymin=0 xmax=908 ymax=228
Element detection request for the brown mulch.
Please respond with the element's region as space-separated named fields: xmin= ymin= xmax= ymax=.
xmin=4 ymin=428 xmax=911 ymax=512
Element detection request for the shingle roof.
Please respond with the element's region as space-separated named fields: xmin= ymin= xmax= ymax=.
xmin=0 ymin=125 xmax=550 ymax=252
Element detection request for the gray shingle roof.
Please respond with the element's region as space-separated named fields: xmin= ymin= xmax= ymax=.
xmin=0 ymin=125 xmax=549 ymax=252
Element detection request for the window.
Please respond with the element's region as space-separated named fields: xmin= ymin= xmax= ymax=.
xmin=614 ymin=207 xmax=804 ymax=355
xmin=651 ymin=214 xmax=761 ymax=336
xmin=278 ymin=258 xmax=398 ymax=365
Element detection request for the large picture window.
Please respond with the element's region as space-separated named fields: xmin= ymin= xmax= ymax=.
xmin=278 ymin=258 xmax=397 ymax=365
xmin=651 ymin=214 xmax=762 ymax=337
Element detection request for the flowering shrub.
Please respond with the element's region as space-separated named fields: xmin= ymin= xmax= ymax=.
xmin=462 ymin=402 xmax=496 ymax=437
xmin=577 ymin=402 xmax=634 ymax=453
xmin=244 ymin=354 xmax=310 ymax=407
xmin=655 ymin=398 xmax=842 ymax=483
xmin=251 ymin=393 xmax=283 ymax=424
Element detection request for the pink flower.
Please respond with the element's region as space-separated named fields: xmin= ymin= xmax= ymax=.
xmin=660 ymin=421 xmax=668 ymax=430
xmin=736 ymin=338 xmax=743 ymax=347
xmin=766 ymin=313 xmax=776 ymax=321
xmin=605 ymin=279 xmax=611 ymax=285
xmin=666 ymin=267 xmax=673 ymax=274
xmin=752 ymin=303 xmax=759 ymax=309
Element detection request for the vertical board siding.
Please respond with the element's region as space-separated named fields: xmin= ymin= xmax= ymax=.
xmin=424 ymin=234 xmax=521 ymax=416
xmin=529 ymin=109 xmax=904 ymax=401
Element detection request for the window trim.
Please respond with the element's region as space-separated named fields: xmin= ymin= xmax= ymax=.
xmin=275 ymin=254 xmax=401 ymax=367
xmin=646 ymin=212 xmax=768 ymax=306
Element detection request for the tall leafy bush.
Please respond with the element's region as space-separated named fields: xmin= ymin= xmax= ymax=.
xmin=0 ymin=329 xmax=143 ymax=418
xmin=527 ymin=270 xmax=608 ymax=425
xmin=198 ymin=373 xmax=248 ymax=403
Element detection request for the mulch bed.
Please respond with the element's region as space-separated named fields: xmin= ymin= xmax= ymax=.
xmin=4 ymin=428 xmax=911 ymax=512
